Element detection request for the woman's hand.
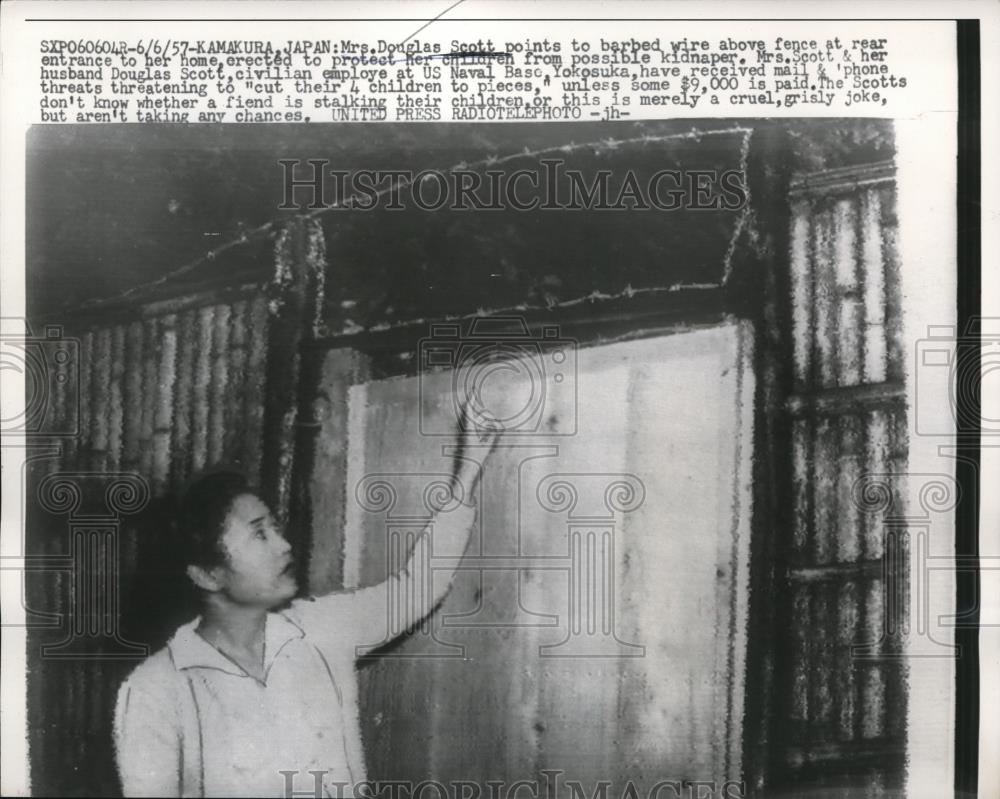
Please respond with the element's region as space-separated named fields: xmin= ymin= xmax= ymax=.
xmin=450 ymin=400 xmax=501 ymax=504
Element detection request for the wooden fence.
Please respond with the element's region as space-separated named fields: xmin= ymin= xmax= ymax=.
xmin=21 ymin=156 xmax=909 ymax=797
xmin=25 ymin=218 xmax=324 ymax=796
xmin=770 ymin=162 xmax=908 ymax=794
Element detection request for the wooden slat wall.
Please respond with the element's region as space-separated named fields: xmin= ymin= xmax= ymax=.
xmin=27 ymin=293 xmax=272 ymax=796
xmin=61 ymin=296 xmax=272 ymax=489
xmin=775 ymin=164 xmax=908 ymax=793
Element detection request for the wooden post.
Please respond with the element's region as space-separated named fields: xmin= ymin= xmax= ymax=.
xmin=297 ymin=346 xmax=371 ymax=595
xmin=735 ymin=122 xmax=797 ymax=796
xmin=259 ymin=217 xmax=327 ymax=530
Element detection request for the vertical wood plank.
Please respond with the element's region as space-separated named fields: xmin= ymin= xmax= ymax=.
xmin=863 ymin=409 xmax=890 ymax=560
xmin=812 ymin=417 xmax=836 ymax=565
xmin=62 ymin=333 xmax=81 ymax=465
xmin=860 ymin=189 xmax=887 ymax=382
xmin=190 ymin=307 xmax=213 ymax=473
xmin=812 ymin=206 xmax=837 ymax=388
xmin=834 ymin=579 xmax=860 ymax=741
xmin=224 ymin=300 xmax=249 ymax=467
xmin=107 ymin=325 xmax=126 ymax=471
xmin=153 ymin=314 xmax=178 ymax=494
xmin=809 ymin=583 xmax=834 ymax=735
xmin=789 ymin=202 xmax=813 ymax=389
xmin=170 ymin=308 xmax=196 ymax=488
xmin=836 ymin=414 xmax=863 ymax=563
xmin=881 ymin=188 xmax=905 ymax=382
xmin=789 ymin=585 xmax=811 ymax=727
xmin=243 ymin=297 xmax=268 ymax=486
xmin=139 ymin=318 xmax=159 ymax=479
xmin=77 ymin=331 xmax=94 ymax=469
xmin=92 ymin=328 xmax=113 ymax=472
xmin=860 ymin=578 xmax=887 ymax=738
xmin=122 ymin=321 xmax=145 ymax=472
xmin=833 ymin=198 xmax=862 ymax=386
xmin=207 ymin=304 xmax=230 ymax=466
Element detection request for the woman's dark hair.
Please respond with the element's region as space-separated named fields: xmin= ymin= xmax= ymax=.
xmin=176 ymin=470 xmax=253 ymax=569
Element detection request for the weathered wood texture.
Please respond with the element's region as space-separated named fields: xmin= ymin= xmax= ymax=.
xmin=771 ymin=165 xmax=908 ymax=794
xmin=317 ymin=325 xmax=755 ymax=792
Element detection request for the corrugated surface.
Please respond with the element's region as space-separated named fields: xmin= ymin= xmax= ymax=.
xmin=27 ymin=294 xmax=272 ymax=796
xmin=777 ymin=167 xmax=907 ymax=792
xmin=789 ymin=181 xmax=903 ymax=392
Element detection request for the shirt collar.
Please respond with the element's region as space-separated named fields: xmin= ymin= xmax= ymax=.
xmin=168 ymin=612 xmax=306 ymax=678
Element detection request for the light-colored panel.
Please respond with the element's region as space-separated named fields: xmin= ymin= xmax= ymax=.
xmin=790 ymin=201 xmax=813 ymax=387
xmin=334 ymin=322 xmax=754 ymax=788
xmin=860 ymin=189 xmax=887 ymax=383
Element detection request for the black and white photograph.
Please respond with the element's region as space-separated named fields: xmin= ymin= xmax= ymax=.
xmin=0 ymin=4 xmax=994 ymax=799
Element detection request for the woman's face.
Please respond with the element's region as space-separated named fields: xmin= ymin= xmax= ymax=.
xmin=211 ymin=493 xmax=298 ymax=608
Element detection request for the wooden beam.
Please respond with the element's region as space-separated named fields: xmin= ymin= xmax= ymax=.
xmin=740 ymin=122 xmax=797 ymax=796
xmin=785 ymin=381 xmax=906 ymax=417
xmin=259 ymin=217 xmax=326 ymax=527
